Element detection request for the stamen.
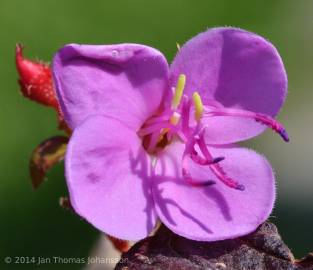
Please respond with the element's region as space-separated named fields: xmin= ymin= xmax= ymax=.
xmin=181 ymin=97 xmax=191 ymax=137
xmin=145 ymin=112 xmax=172 ymax=125
xmin=161 ymin=125 xmax=179 ymax=142
xmin=192 ymin=92 xmax=204 ymax=121
xmin=170 ymin=112 xmax=181 ymax=126
xmin=197 ymin=133 xmax=245 ymax=191
xmin=182 ymin=148 xmax=216 ymax=187
xmin=181 ymin=134 xmax=224 ymax=187
xmin=182 ymin=167 xmax=216 ymax=187
xmin=147 ymin=132 xmax=160 ymax=153
xmin=254 ymin=113 xmax=289 ymax=142
xmin=205 ymin=108 xmax=289 ymax=142
xmin=190 ymin=149 xmax=225 ymax=165
xmin=138 ymin=122 xmax=172 ymax=136
xmin=172 ymin=74 xmax=186 ymax=109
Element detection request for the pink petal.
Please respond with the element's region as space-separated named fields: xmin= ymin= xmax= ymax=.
xmin=53 ymin=44 xmax=169 ymax=130
xmin=66 ymin=115 xmax=157 ymax=240
xmin=170 ymin=27 xmax=287 ymax=143
xmin=152 ymin=141 xmax=275 ymax=241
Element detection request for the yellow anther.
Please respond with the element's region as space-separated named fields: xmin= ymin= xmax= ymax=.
xmin=176 ymin=42 xmax=181 ymax=51
xmin=172 ymin=74 xmax=186 ymax=109
xmin=192 ymin=92 xmax=204 ymax=121
xmin=170 ymin=112 xmax=181 ymax=126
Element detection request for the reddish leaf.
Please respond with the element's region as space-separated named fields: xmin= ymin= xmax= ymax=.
xmin=29 ymin=136 xmax=68 ymax=189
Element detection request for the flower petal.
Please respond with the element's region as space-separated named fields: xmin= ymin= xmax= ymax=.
xmin=53 ymin=44 xmax=169 ymax=130
xmin=153 ymin=141 xmax=275 ymax=241
xmin=66 ymin=115 xmax=157 ymax=240
xmin=170 ymin=27 xmax=287 ymax=143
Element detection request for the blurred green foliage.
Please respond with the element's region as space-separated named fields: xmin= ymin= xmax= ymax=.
xmin=1 ymin=0 xmax=312 ymax=269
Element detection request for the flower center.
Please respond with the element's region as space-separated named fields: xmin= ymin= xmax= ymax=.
xmin=138 ymin=74 xmax=187 ymax=154
xmin=138 ymin=74 xmax=289 ymax=191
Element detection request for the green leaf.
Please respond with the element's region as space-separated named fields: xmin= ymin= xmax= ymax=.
xmin=29 ymin=136 xmax=68 ymax=189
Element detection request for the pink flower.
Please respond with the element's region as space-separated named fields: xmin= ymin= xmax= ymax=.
xmin=52 ymin=27 xmax=288 ymax=241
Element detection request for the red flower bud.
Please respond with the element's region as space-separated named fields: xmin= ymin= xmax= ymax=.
xmin=15 ymin=44 xmax=58 ymax=109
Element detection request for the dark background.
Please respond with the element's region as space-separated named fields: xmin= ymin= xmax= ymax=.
xmin=1 ymin=0 xmax=312 ymax=269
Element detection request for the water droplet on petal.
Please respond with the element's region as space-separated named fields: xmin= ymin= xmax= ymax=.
xmin=112 ymin=50 xmax=118 ymax=57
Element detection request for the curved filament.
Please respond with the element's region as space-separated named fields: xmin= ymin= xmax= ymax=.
xmin=205 ymin=107 xmax=289 ymax=142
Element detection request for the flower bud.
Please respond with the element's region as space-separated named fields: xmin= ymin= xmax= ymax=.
xmin=15 ymin=44 xmax=58 ymax=109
